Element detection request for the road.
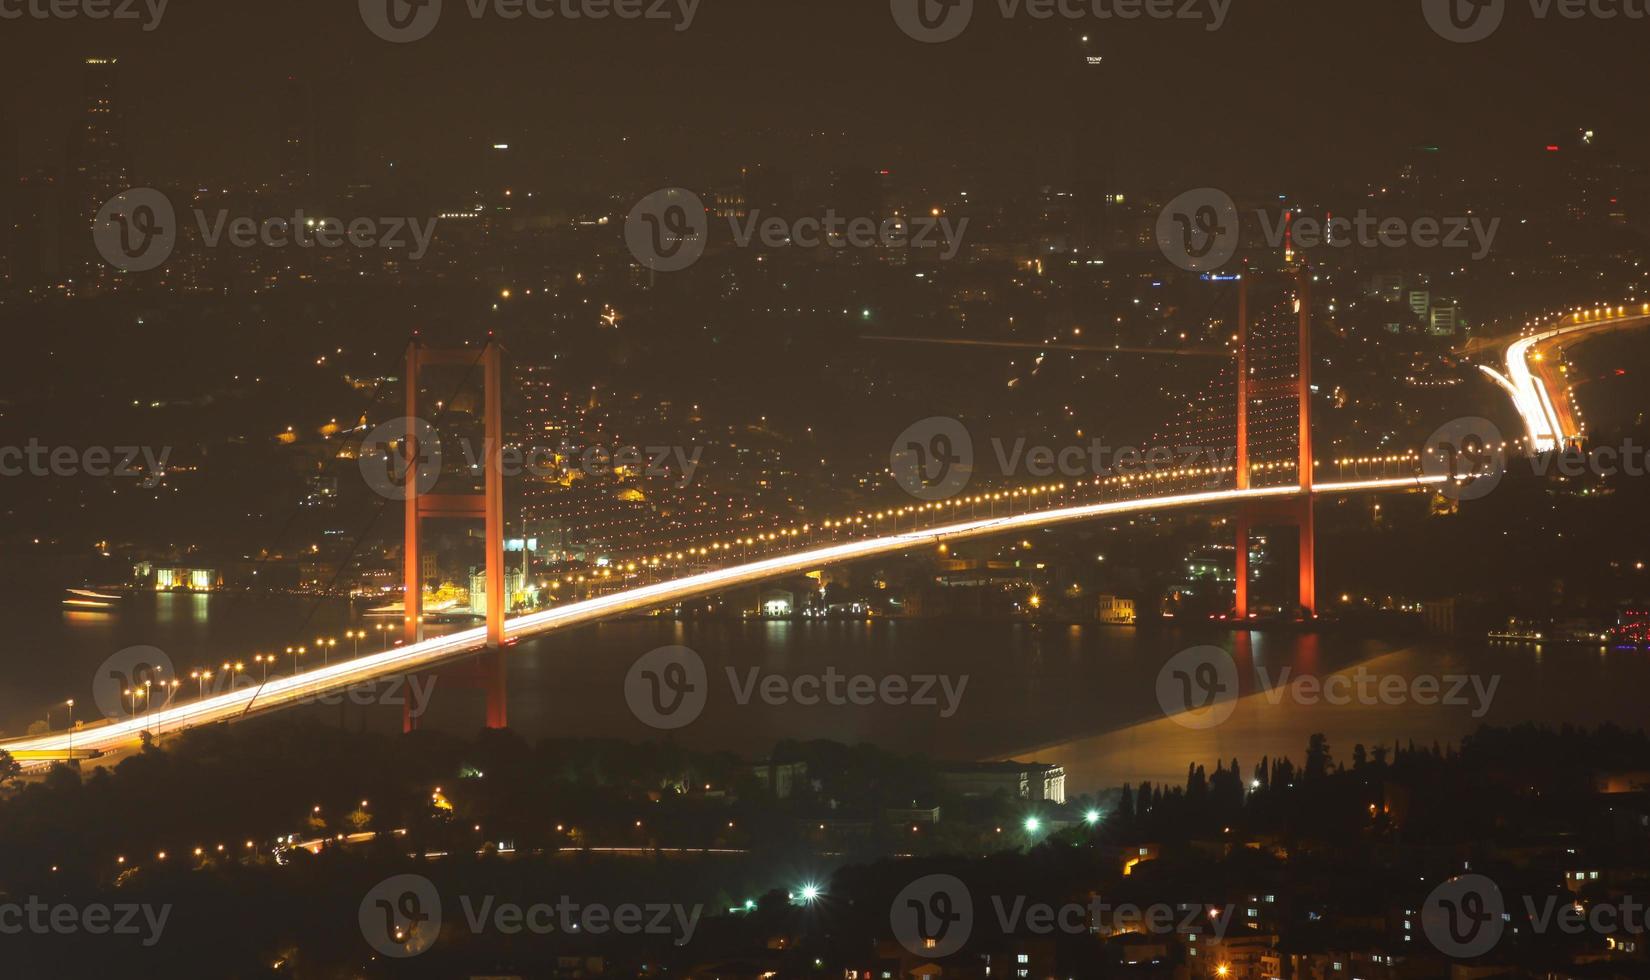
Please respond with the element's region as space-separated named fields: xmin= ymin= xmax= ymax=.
xmin=1483 ymin=307 xmax=1650 ymax=452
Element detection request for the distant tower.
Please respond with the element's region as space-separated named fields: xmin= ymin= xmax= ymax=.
xmin=480 ymin=141 xmax=518 ymax=213
xmin=1071 ymin=34 xmax=1113 ymax=256
xmin=67 ymin=58 xmax=129 ymax=272
xmin=278 ymin=76 xmax=314 ymax=196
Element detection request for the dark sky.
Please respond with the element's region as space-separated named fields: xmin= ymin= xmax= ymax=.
xmin=3 ymin=0 xmax=1644 ymax=194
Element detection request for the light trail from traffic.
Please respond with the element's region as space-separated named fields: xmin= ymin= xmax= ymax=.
xmin=1498 ymin=309 xmax=1650 ymax=452
xmin=1 ymin=475 xmax=1445 ymax=759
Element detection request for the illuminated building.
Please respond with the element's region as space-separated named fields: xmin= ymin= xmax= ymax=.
xmin=136 ymin=564 xmax=220 ymax=592
xmin=1096 ymin=594 xmax=1135 ymax=625
xmin=940 ymin=762 xmax=1066 ymax=804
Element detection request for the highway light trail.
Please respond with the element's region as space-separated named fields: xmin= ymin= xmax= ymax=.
xmin=0 ymin=475 xmax=1446 ymax=759
xmin=1499 ymin=312 xmax=1650 ymax=452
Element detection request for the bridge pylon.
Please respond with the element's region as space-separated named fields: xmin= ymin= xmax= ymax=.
xmin=401 ymin=338 xmax=509 ymax=731
xmin=1233 ymin=267 xmax=1316 ymax=620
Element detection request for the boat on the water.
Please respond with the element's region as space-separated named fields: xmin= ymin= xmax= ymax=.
xmin=62 ymin=588 xmax=123 ymax=610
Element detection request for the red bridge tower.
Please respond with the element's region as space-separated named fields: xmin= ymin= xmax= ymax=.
xmin=1233 ymin=267 xmax=1316 ymax=619
xmin=401 ymin=339 xmax=509 ymax=730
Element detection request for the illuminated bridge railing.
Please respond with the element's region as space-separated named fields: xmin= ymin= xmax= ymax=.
xmin=566 ymin=449 xmax=1425 ymax=595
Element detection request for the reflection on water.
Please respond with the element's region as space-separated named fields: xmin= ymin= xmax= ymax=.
xmin=8 ymin=589 xmax=1648 ymax=796
xmin=153 ymin=592 xmax=212 ymax=628
xmin=1027 ymin=640 xmax=1650 ymax=792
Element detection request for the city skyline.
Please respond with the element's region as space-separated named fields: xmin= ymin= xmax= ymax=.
xmin=3 ymin=3 xmax=1650 ymax=977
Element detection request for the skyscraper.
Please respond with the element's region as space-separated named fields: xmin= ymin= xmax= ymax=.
xmin=279 ymin=76 xmax=314 ymax=195
xmin=67 ymin=58 xmax=129 ymax=229
xmin=1070 ymin=35 xmax=1113 ymax=257
xmin=65 ymin=57 xmax=133 ymax=283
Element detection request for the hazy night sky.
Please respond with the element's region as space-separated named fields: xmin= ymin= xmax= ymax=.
xmin=2 ymin=0 xmax=1644 ymax=193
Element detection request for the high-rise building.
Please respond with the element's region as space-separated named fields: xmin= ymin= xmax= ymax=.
xmin=1070 ymin=34 xmax=1113 ymax=256
xmin=65 ymin=57 xmax=131 ymax=281
xmin=67 ymin=58 xmax=129 ymax=228
xmin=278 ymin=76 xmax=314 ymax=195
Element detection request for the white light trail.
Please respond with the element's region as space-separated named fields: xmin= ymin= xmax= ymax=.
xmin=1499 ymin=312 xmax=1650 ymax=452
xmin=1 ymin=475 xmax=1446 ymax=758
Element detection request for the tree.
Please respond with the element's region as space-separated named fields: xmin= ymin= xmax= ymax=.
xmin=1305 ymin=734 xmax=1333 ymax=781
xmin=1187 ymin=763 xmax=1207 ymax=800
xmin=0 ymin=749 xmax=21 ymax=787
